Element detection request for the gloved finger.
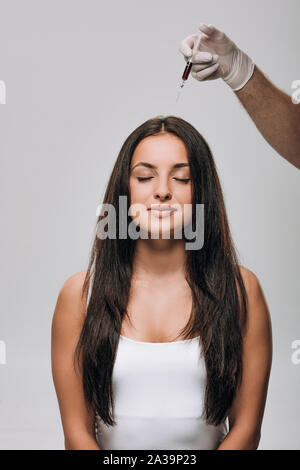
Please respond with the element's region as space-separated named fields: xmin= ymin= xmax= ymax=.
xmin=198 ymin=23 xmax=225 ymax=40
xmin=179 ymin=45 xmax=213 ymax=64
xmin=191 ymin=52 xmax=219 ymax=67
xmin=178 ymin=33 xmax=212 ymax=62
xmin=191 ymin=63 xmax=214 ymax=73
xmin=191 ymin=58 xmax=218 ymax=73
xmin=178 ymin=33 xmax=198 ymax=57
xmin=191 ymin=62 xmax=220 ymax=81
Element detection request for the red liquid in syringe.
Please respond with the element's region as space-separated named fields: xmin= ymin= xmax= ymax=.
xmin=182 ymin=59 xmax=193 ymax=81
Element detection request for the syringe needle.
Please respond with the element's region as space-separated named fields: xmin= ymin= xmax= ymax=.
xmin=176 ymin=79 xmax=186 ymax=103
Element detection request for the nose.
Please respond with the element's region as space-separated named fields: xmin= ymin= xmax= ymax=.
xmin=154 ymin=192 xmax=172 ymax=202
xmin=153 ymin=180 xmax=172 ymax=201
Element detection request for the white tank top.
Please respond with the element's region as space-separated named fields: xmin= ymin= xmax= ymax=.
xmin=86 ymin=273 xmax=228 ymax=450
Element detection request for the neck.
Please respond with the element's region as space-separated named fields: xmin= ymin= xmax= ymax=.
xmin=132 ymin=238 xmax=187 ymax=281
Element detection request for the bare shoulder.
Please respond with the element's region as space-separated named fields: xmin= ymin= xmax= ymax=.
xmin=238 ymin=265 xmax=260 ymax=292
xmin=52 ymin=270 xmax=89 ymax=331
xmin=60 ymin=270 xmax=89 ymax=299
xmin=237 ymin=265 xmax=272 ymax=343
xmin=237 ymin=265 xmax=266 ymax=305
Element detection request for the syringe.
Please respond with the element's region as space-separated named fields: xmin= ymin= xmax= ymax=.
xmin=176 ymin=32 xmax=202 ymax=102
xmin=179 ymin=57 xmax=193 ymax=88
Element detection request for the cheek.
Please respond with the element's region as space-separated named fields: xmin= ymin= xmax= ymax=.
xmin=178 ymin=184 xmax=192 ymax=204
xmin=129 ymin=179 xmax=139 ymax=200
xmin=129 ymin=181 xmax=145 ymax=210
xmin=129 ymin=180 xmax=151 ymax=202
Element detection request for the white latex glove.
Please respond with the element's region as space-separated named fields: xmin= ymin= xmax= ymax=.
xmin=178 ymin=23 xmax=255 ymax=91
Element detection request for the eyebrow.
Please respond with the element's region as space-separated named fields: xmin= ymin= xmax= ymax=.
xmin=131 ymin=162 xmax=190 ymax=171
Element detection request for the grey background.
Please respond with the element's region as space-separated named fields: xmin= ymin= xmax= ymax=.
xmin=0 ymin=0 xmax=299 ymax=449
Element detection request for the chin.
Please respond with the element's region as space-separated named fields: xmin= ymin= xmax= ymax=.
xmin=139 ymin=218 xmax=187 ymax=240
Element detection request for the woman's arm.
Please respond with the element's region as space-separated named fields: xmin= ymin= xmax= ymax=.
xmin=51 ymin=270 xmax=101 ymax=450
xmin=217 ymin=266 xmax=273 ymax=450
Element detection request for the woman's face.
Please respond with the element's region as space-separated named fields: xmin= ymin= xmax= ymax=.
xmin=129 ymin=132 xmax=193 ymax=239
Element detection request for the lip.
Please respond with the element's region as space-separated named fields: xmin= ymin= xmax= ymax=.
xmin=147 ymin=205 xmax=177 ymax=219
xmin=148 ymin=205 xmax=177 ymax=212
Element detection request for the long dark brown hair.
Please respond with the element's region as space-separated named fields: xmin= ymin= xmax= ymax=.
xmin=74 ymin=115 xmax=248 ymax=428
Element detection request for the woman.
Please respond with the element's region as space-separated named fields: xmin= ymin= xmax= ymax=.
xmin=51 ymin=115 xmax=272 ymax=450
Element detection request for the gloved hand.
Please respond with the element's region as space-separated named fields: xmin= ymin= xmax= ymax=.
xmin=178 ymin=23 xmax=255 ymax=91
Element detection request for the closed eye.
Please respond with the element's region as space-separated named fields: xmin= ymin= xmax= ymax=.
xmin=137 ymin=177 xmax=190 ymax=183
xmin=174 ymin=178 xmax=190 ymax=184
xmin=137 ymin=177 xmax=153 ymax=182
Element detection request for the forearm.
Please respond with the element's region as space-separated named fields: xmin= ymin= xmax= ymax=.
xmin=234 ymin=64 xmax=300 ymax=169
xmin=65 ymin=432 xmax=101 ymax=450
xmin=217 ymin=426 xmax=260 ymax=450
